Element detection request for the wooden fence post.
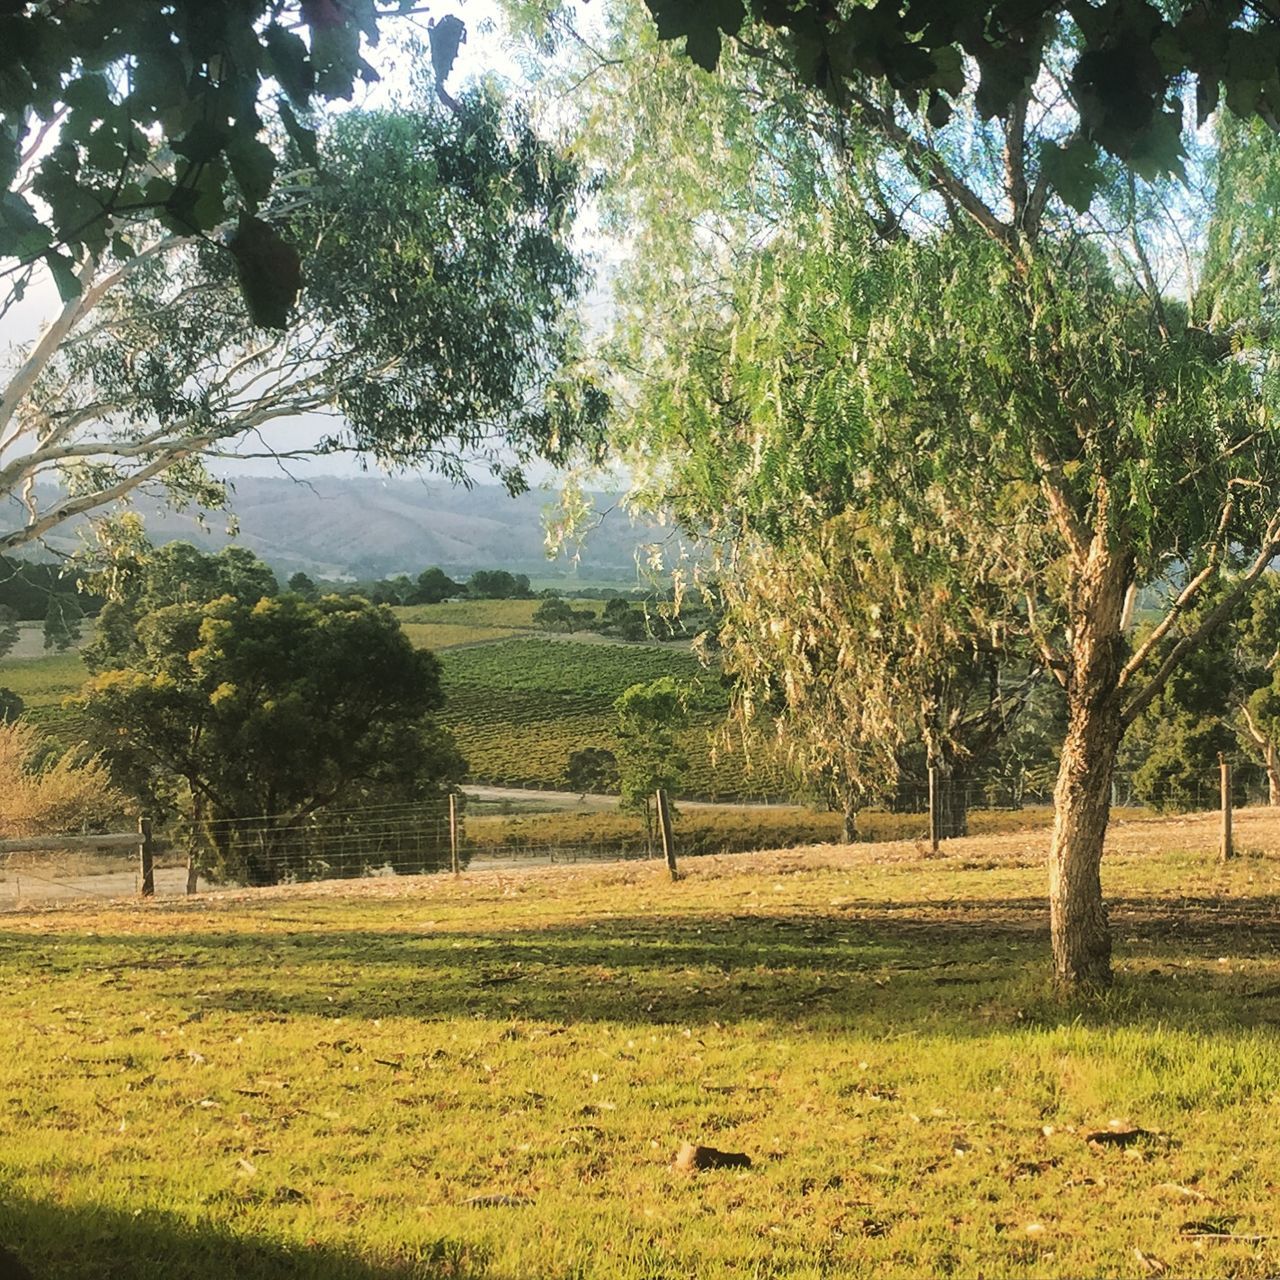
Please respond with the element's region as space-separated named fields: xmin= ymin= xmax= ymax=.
xmin=139 ymin=815 xmax=154 ymax=897
xmin=927 ymin=763 xmax=941 ymax=854
xmin=449 ymin=793 xmax=460 ymax=876
xmin=656 ymin=789 xmax=677 ymax=881
xmin=1220 ymin=753 xmax=1233 ymax=862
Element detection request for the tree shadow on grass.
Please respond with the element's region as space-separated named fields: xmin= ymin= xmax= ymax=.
xmin=5 ymin=892 xmax=1280 ymax=1035
xmin=0 ymin=1193 xmax=488 ymax=1280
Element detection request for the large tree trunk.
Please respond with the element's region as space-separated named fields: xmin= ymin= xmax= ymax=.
xmin=1266 ymin=741 xmax=1280 ymax=808
xmin=1048 ymin=547 xmax=1130 ymax=991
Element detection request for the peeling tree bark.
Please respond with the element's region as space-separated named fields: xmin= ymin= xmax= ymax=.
xmin=1047 ymin=543 xmax=1131 ymax=991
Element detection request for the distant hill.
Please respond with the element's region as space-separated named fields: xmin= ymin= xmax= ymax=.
xmin=4 ymin=475 xmax=691 ymax=583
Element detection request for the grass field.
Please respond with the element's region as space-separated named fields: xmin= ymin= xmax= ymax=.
xmin=4 ymin=809 xmax=1280 ymax=1279
xmin=0 ymin=650 xmax=87 ymax=706
xmin=399 ymin=623 xmax=529 ymax=652
xmin=462 ymin=802 xmax=1119 ymax=856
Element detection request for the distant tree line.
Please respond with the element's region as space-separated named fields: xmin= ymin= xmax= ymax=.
xmin=534 ymin=593 xmax=721 ymax=644
xmin=287 ymin=566 xmax=536 ymax=607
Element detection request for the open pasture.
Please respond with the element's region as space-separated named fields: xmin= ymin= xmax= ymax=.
xmin=4 ymin=809 xmax=1280 ymax=1279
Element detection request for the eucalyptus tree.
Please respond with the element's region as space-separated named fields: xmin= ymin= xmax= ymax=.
xmin=1 ymin=86 xmax=606 ymax=554
xmin=2 ymin=3 xmax=470 ymax=321
xmin=531 ymin=1 xmax=1280 ymax=989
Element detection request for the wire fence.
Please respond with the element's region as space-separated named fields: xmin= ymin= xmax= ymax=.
xmin=1 ymin=757 xmax=1276 ymax=908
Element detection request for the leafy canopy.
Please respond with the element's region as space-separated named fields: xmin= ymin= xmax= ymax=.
xmin=1 ymin=2 xmax=471 ymax=320
xmin=75 ymin=592 xmax=464 ymax=881
xmin=642 ymin=0 xmax=1280 ymax=198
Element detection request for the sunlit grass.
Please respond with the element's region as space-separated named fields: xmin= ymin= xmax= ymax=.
xmin=4 ymin=812 xmax=1280 ymax=1277
xmin=0 ymin=650 xmax=87 ymax=706
xmin=399 ymin=622 xmax=528 ymax=651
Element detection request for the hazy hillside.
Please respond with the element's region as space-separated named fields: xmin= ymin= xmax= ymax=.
xmin=4 ymin=476 xmax=691 ymax=582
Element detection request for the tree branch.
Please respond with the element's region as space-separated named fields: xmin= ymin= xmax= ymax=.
xmin=1121 ymin=512 xmax=1280 ymax=727
xmin=1117 ymin=498 xmax=1235 ymax=689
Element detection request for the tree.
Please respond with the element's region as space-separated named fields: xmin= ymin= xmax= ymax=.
xmin=1125 ymin=572 xmax=1280 ymax=808
xmin=42 ymin=593 xmax=81 ymax=652
xmin=534 ymin=597 xmax=576 ymax=631
xmin=414 ymin=567 xmax=461 ymax=605
xmin=467 ymin=570 xmax=533 ymax=599
xmin=84 ymin=537 xmax=279 ymax=672
xmin=544 ymin=3 xmax=1280 ymax=989
xmin=564 ymin=747 xmax=620 ymax=798
xmin=614 ymin=677 xmax=688 ymax=852
xmin=0 ymin=605 xmax=17 ymax=659
xmin=2 ymin=4 xmax=473 ymax=323
xmin=3 ymin=88 xmax=605 ymax=555
xmin=74 ymin=593 xmax=464 ymax=885
xmin=638 ymin=2 xmax=1280 ymax=182
xmin=0 ymin=688 xmax=23 ymax=724
xmin=711 ymin=513 xmax=1037 ymax=844
xmin=287 ymin=572 xmax=318 ymax=599
xmin=0 ymin=560 xmax=103 ymax=619
xmin=1238 ymin=575 xmax=1280 ymax=806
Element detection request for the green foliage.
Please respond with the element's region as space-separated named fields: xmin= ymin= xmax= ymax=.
xmin=414 ymin=567 xmax=462 ymax=605
xmin=73 ymin=595 xmax=463 ymax=885
xmin=563 ymin=746 xmax=619 ymax=796
xmin=5 ymin=90 xmax=605 ymax=558
xmin=299 ymin=93 xmax=607 ymax=482
xmin=0 ymin=686 xmax=22 ymax=723
xmin=83 ymin=541 xmax=279 ymax=673
xmin=533 ymin=597 xmax=596 ymax=632
xmin=286 ymin=572 xmax=317 ymax=599
xmin=0 ymin=604 xmax=17 ymax=659
xmin=638 ymin=1 xmax=1280 ymax=187
xmin=466 ymin=570 xmax=534 ymax=599
xmin=0 ymin=559 xmax=102 ymax=620
xmin=1 ymin=2 xmax=446 ymax=318
xmin=42 ymin=595 xmax=81 ymax=653
xmin=614 ymin=676 xmax=689 ymax=820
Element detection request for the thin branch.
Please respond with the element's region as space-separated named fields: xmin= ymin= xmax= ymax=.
xmin=1122 ymin=513 xmax=1280 ymax=726
xmin=1117 ymin=498 xmax=1235 ymax=689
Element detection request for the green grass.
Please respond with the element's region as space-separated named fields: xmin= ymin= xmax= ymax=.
xmin=464 ymin=803 xmax=1089 ymax=855
xmin=5 ymin=814 xmax=1280 ymax=1278
xmin=0 ymin=650 xmax=87 ymax=707
xmin=399 ymin=622 xmax=529 ymax=651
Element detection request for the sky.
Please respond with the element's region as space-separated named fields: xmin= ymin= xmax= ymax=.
xmin=1 ymin=0 xmax=616 ymax=492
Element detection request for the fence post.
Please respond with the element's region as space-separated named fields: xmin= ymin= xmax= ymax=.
xmin=1220 ymin=753 xmax=1234 ymax=862
xmin=927 ymin=763 xmax=941 ymax=854
xmin=139 ymin=815 xmax=154 ymax=897
xmin=449 ymin=793 xmax=460 ymax=876
xmin=656 ymin=789 xmax=677 ymax=881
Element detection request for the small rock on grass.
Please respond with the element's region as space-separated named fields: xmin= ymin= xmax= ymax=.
xmin=673 ymin=1142 xmax=753 ymax=1173
xmin=1083 ymin=1121 xmax=1151 ymax=1150
xmin=461 ymin=1194 xmax=530 ymax=1208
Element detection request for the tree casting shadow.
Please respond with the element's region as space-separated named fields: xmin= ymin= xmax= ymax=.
xmin=0 ymin=1193 xmax=487 ymax=1280
xmin=6 ymin=891 xmax=1280 ymax=1035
